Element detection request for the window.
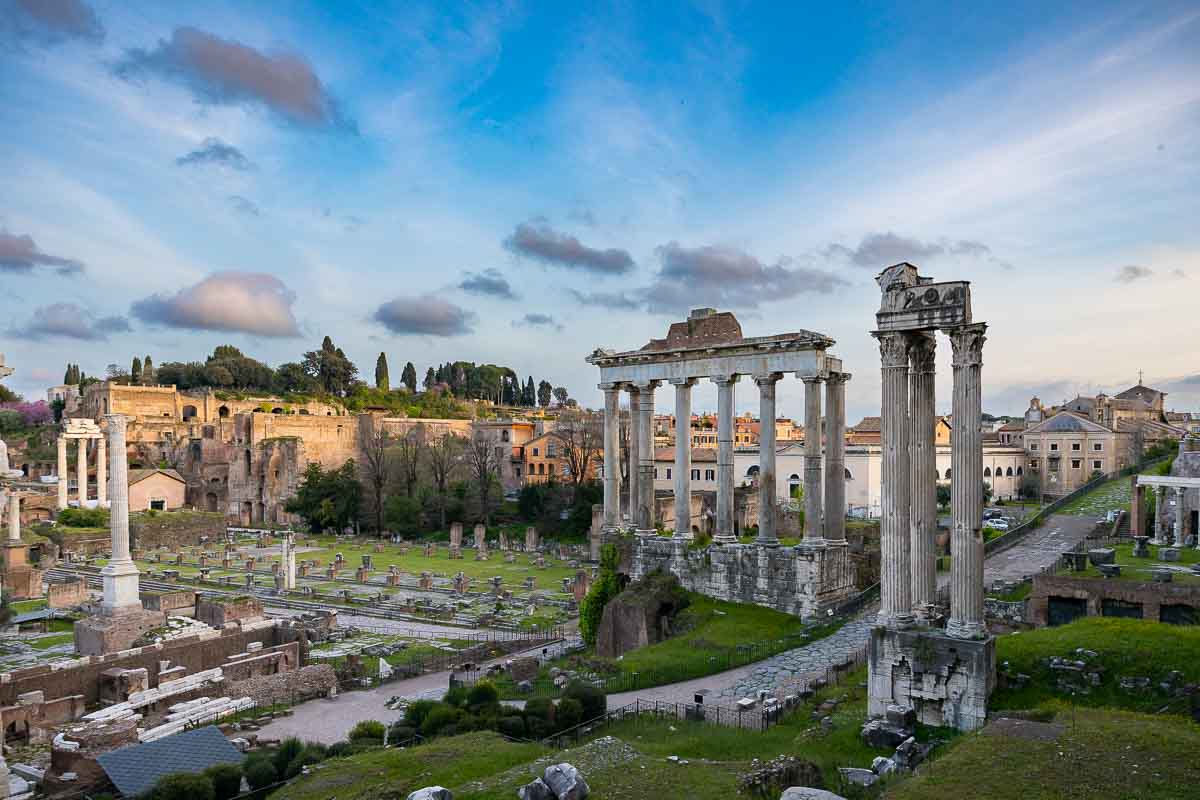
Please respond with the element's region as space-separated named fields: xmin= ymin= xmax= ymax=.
xmin=705 ymin=469 xmax=715 ymax=481
xmin=1050 ymin=443 xmax=1059 ymax=451
xmin=845 ymin=468 xmax=853 ymax=480
xmin=654 ymin=468 xmax=659 ymax=479
xmin=1016 ymin=466 xmax=1023 ymax=475
xmin=1071 ymin=459 xmax=1081 ymax=469
xmin=1093 ymin=443 xmax=1103 ymax=451
xmin=546 ymin=442 xmax=557 ymax=457
xmin=1006 ymin=467 xmax=1013 ymax=477
xmin=666 ymin=468 xmax=672 ymax=479
xmin=515 ymin=467 xmax=521 ymax=477
xmin=502 ymin=430 xmax=509 ymax=442
xmin=532 ymin=447 xmax=539 ymax=456
xmin=1029 ymin=460 xmax=1038 ymax=470
xmin=944 ymin=468 xmax=952 ymax=479
xmin=1093 ymin=460 xmax=1102 ymax=470
xmin=984 ymin=467 xmax=991 ymax=477
xmin=1071 ymin=442 xmax=1081 ymax=451
xmin=1030 ymin=443 xmax=1039 ymax=451
xmin=562 ymin=464 xmax=570 ymax=476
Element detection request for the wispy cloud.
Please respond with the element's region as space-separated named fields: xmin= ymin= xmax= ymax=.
xmin=131 ymin=272 xmax=300 ymax=337
xmin=565 ymin=289 xmax=642 ymax=310
xmin=1115 ymin=264 xmax=1154 ymax=283
xmin=114 ymin=27 xmax=351 ymax=129
xmin=5 ymin=0 xmax=104 ymax=46
xmin=228 ymin=195 xmax=261 ymax=216
xmin=505 ymin=221 xmax=634 ymax=275
xmin=8 ymin=302 xmax=129 ymax=341
xmin=513 ymin=312 xmax=562 ymax=331
xmin=175 ymin=138 xmax=255 ymax=171
xmin=459 ymin=268 xmax=517 ymax=300
xmin=824 ymin=232 xmax=1004 ymax=270
xmin=0 ymin=230 xmax=84 ymax=275
xmin=373 ymin=295 xmax=476 ymax=336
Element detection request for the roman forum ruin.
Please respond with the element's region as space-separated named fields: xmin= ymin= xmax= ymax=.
xmin=587 ymin=307 xmax=856 ymax=618
xmin=56 ymin=418 xmax=105 ymax=509
xmin=865 ymin=262 xmax=995 ymax=732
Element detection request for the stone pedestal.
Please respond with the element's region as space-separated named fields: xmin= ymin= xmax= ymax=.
xmin=867 ymin=626 xmax=995 ymax=732
xmin=2 ymin=542 xmax=41 ymax=601
xmin=74 ymin=607 xmax=167 ymax=656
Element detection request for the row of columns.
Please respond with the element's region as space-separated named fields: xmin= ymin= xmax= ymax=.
xmin=599 ymin=372 xmax=849 ymax=545
xmin=874 ymin=323 xmax=987 ymax=638
xmin=1149 ymin=485 xmax=1191 ymax=547
xmin=56 ymin=434 xmax=106 ymax=509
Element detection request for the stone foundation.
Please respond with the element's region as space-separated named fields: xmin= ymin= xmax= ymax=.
xmin=73 ymin=608 xmax=168 ymax=656
xmin=630 ymin=536 xmax=856 ymax=619
xmin=867 ymin=626 xmax=995 ymax=732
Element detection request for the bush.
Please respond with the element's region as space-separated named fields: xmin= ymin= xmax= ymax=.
xmin=243 ymin=757 xmax=277 ymax=792
xmin=404 ymin=699 xmax=439 ymax=728
xmin=387 ymin=723 xmax=417 ymax=744
xmin=443 ymin=685 xmax=469 ymax=707
xmin=555 ymin=698 xmax=584 ymax=732
xmin=325 ymin=740 xmax=357 ymax=758
xmin=204 ymin=764 xmax=242 ymax=800
xmin=57 ymin=506 xmax=109 ymax=528
xmin=419 ymin=703 xmax=462 ymax=737
xmin=497 ymin=715 xmax=527 ymax=739
xmin=562 ymin=680 xmax=606 ymax=722
xmin=524 ymin=697 xmax=555 ymax=723
xmin=152 ymin=772 xmax=214 ymax=800
xmin=348 ymin=719 xmax=386 ymax=744
xmin=284 ymin=745 xmax=326 ymax=779
xmin=580 ymin=544 xmax=621 ymax=645
xmin=466 ymin=680 xmax=500 ymax=710
xmin=273 ymin=737 xmax=305 ymax=777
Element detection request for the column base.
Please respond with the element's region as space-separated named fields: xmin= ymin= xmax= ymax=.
xmin=877 ymin=611 xmax=915 ymax=629
xmin=754 ymin=538 xmax=780 ymax=548
xmin=634 ymin=528 xmax=658 ymax=538
xmin=945 ymin=618 xmax=988 ymax=640
xmin=100 ymin=558 xmax=143 ymax=613
xmin=712 ymin=533 xmax=738 ymax=545
xmin=796 ymin=537 xmax=827 ymax=551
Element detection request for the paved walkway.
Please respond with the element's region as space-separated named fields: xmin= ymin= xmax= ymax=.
xmin=937 ymin=513 xmax=1095 ymax=590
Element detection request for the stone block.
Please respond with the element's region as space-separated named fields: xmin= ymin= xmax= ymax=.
xmin=1160 ymin=548 xmax=1180 ymax=562
xmin=1153 ymin=568 xmax=1174 ymax=583
xmin=1087 ymin=549 xmax=1115 ymax=566
xmin=543 ymin=763 xmax=589 ymax=800
xmin=1096 ymin=564 xmax=1121 ymax=578
xmin=780 ymin=790 xmax=848 ymax=800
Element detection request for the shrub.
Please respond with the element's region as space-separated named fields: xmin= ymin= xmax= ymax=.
xmin=443 ymin=685 xmax=469 ymax=707
xmin=555 ymin=698 xmax=584 ymax=732
xmin=57 ymin=506 xmax=109 ymax=528
xmin=419 ymin=703 xmax=462 ymax=737
xmin=284 ymin=745 xmax=326 ymax=779
xmin=348 ymin=719 xmax=386 ymax=743
xmin=404 ymin=699 xmax=439 ymax=728
xmin=579 ymin=544 xmax=621 ymax=645
xmin=387 ymin=723 xmax=417 ymax=744
xmin=325 ymin=740 xmax=356 ymax=758
xmin=203 ymin=764 xmax=242 ymax=800
xmin=243 ymin=757 xmax=277 ymax=792
xmin=524 ymin=697 xmax=555 ymax=722
xmin=273 ymin=737 xmax=305 ymax=777
xmin=497 ymin=715 xmax=527 ymax=739
xmin=562 ymin=680 xmax=606 ymax=722
xmin=466 ymin=680 xmax=500 ymax=710
xmin=151 ymin=772 xmax=214 ymax=800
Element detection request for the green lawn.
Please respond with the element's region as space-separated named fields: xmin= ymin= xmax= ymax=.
xmin=9 ymin=599 xmax=47 ymax=614
xmin=992 ymin=617 xmax=1200 ymax=714
xmin=987 ymin=581 xmax=1032 ymax=602
xmin=886 ymin=709 xmax=1200 ymax=800
xmin=27 ymin=632 xmax=74 ymax=651
xmin=1056 ymin=541 xmax=1200 ymax=584
xmin=1057 ymin=476 xmax=1132 ymax=517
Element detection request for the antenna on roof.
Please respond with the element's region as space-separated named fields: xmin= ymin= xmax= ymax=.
xmin=1138 ymin=369 xmax=1143 ymax=385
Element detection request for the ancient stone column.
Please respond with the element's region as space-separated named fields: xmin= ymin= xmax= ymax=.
xmin=600 ymin=383 xmax=621 ymax=531
xmin=1152 ymin=486 xmax=1165 ymax=544
xmin=713 ymin=374 xmax=738 ymax=544
xmin=755 ymin=374 xmax=782 ymax=546
xmin=101 ymin=414 xmax=141 ymax=613
xmin=802 ymin=376 xmax=824 ymax=543
xmin=671 ymin=378 xmax=696 ymax=538
xmin=626 ymin=384 xmax=641 ymax=526
xmin=824 ymin=373 xmax=849 ymax=543
xmin=947 ymin=324 xmax=988 ymax=639
xmin=874 ymin=331 xmax=912 ymax=627
xmin=1175 ymin=487 xmax=1186 ymax=546
xmin=76 ymin=437 xmax=88 ymax=505
xmin=636 ymin=380 xmax=659 ymax=532
xmin=908 ymin=333 xmax=938 ymax=618
xmin=7 ymin=493 xmax=18 ymax=542
xmin=96 ymin=435 xmax=107 ymax=507
xmin=56 ymin=435 xmax=68 ymax=509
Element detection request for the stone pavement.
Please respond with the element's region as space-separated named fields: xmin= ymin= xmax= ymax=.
xmin=938 ymin=513 xmax=1096 ymax=590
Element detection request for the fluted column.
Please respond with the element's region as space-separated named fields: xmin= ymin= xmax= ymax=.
xmin=947 ymin=324 xmax=988 ymax=639
xmin=625 ymin=384 xmax=641 ymax=527
xmin=1153 ymin=486 xmax=1165 ymax=544
xmin=755 ymin=374 xmax=782 ymax=546
xmin=600 ymin=383 xmax=621 ymax=531
xmin=824 ymin=373 xmax=849 ymax=543
xmin=802 ymin=376 xmax=824 ymax=543
xmin=96 ymin=435 xmax=107 ymax=506
xmin=1175 ymin=487 xmax=1186 ymax=547
xmin=101 ymin=414 xmax=141 ymax=613
xmin=874 ymin=331 xmax=912 ymax=627
xmin=7 ymin=493 xmax=19 ymax=542
xmin=76 ymin=437 xmax=88 ymax=505
xmin=637 ymin=381 xmax=659 ymax=531
xmin=671 ymin=378 xmax=696 ymax=538
xmin=713 ymin=375 xmax=738 ymax=543
xmin=909 ymin=333 xmax=938 ymax=619
xmin=56 ymin=436 xmax=68 ymax=509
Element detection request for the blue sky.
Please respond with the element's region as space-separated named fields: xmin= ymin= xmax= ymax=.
xmin=2 ymin=0 xmax=1199 ymax=423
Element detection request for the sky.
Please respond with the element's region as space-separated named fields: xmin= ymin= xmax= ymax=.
xmin=2 ymin=0 xmax=1199 ymax=425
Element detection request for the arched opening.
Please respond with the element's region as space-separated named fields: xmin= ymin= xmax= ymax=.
xmin=788 ymin=473 xmax=801 ymax=497
xmin=244 ymin=450 xmax=252 ymax=475
xmin=240 ymin=501 xmax=253 ymax=525
xmin=272 ymin=407 xmax=284 ymax=414
xmin=1016 ymin=467 xmax=1023 ymax=476
xmin=845 ymin=467 xmax=853 ymax=480
xmin=1006 ymin=467 xmax=1014 ymax=477
xmin=182 ymin=405 xmax=198 ymax=420
xmin=299 ymin=409 xmax=310 ymax=415
xmin=256 ymin=502 xmax=265 ymax=522
xmin=746 ymin=465 xmax=760 ymax=478
xmin=218 ymin=405 xmax=230 ymax=418
xmin=984 ymin=467 xmax=992 ymax=477
xmin=944 ymin=468 xmax=952 ymax=479
xmin=205 ymin=492 xmax=218 ymax=512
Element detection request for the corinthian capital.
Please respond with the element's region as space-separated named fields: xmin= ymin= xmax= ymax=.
xmin=873 ymin=331 xmax=911 ymax=368
xmin=908 ymin=332 xmax=937 ymax=374
xmin=948 ymin=323 xmax=987 ymax=368
xmin=104 ymin=414 xmax=128 ymax=435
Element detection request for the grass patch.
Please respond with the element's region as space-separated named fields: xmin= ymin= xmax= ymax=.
xmin=987 ymin=581 xmax=1032 ymax=602
xmin=1055 ymin=541 xmax=1200 ymax=584
xmin=284 ymin=731 xmax=547 ymax=800
xmin=887 ymin=708 xmax=1200 ymax=800
xmin=27 ymin=632 xmax=74 ymax=651
xmin=992 ymin=617 xmax=1200 ymax=714
xmin=1057 ymin=477 xmax=1132 ymax=518
xmin=9 ymin=599 xmax=47 ymax=614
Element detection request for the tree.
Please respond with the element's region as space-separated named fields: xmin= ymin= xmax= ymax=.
xmin=424 ymin=367 xmax=436 ymax=391
xmin=150 ymin=772 xmax=214 ymax=800
xmin=1019 ymin=470 xmax=1041 ymax=501
xmin=426 ymin=433 xmax=465 ymax=529
xmin=303 ymin=336 xmax=358 ymax=396
xmin=394 ymin=428 xmax=424 ymax=498
xmin=936 ymin=483 xmax=951 ymax=508
xmin=142 ymin=354 xmax=155 ymax=385
xmin=130 ymin=357 xmax=142 ymax=384
xmin=285 ymin=461 xmax=362 ymax=532
xmin=522 ymin=376 xmax=536 ymax=406
xmin=550 ymin=410 xmax=602 ymax=491
xmin=203 ymin=764 xmax=242 ymax=800
xmin=579 ymin=544 xmax=621 ymax=646
xmin=375 ymin=352 xmax=390 ymax=391
xmin=552 ymin=386 xmax=568 ymax=406
xmin=401 ymin=361 xmax=418 ymax=393
xmin=464 ymin=433 xmax=501 ymax=524
xmin=982 ymin=480 xmax=993 ymax=505
xmin=360 ymin=428 xmax=394 ymax=535
xmin=275 ymin=362 xmax=317 ymax=395
xmin=537 ymin=380 xmax=553 ymax=408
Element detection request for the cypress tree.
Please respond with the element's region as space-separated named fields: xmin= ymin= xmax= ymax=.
xmin=143 ymin=355 xmax=154 ymax=385
xmin=131 ymin=357 xmax=142 ymax=384
xmin=375 ymin=352 xmax=390 ymax=391
xmin=401 ymin=361 xmax=417 ymax=392
xmin=424 ymin=366 xmax=436 ymax=391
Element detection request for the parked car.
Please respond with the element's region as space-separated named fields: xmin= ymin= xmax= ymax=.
xmin=986 ymin=518 xmax=1011 ymax=531
xmin=983 ymin=509 xmax=1004 ymax=520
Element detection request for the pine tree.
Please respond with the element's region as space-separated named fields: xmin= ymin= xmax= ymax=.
xmin=63 ymin=364 xmax=72 ymax=384
xmin=131 ymin=357 xmax=142 ymax=384
xmin=375 ymin=352 xmax=390 ymax=391
xmin=523 ymin=376 xmax=536 ymax=406
xmin=401 ymin=361 xmax=417 ymax=392
xmin=143 ymin=355 xmax=154 ymax=385
xmin=424 ymin=366 xmax=436 ymax=391
xmin=537 ymin=379 xmax=552 ymax=408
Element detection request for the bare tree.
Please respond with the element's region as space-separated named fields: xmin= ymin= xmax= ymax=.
xmin=360 ymin=428 xmax=394 ymax=536
xmin=394 ymin=427 xmax=425 ymax=498
xmin=465 ymin=432 xmax=502 ymax=524
xmin=426 ymin=432 xmax=465 ymax=529
xmin=550 ymin=409 xmax=603 ymax=494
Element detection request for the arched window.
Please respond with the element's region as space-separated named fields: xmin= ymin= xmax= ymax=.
xmin=984 ymin=467 xmax=991 ymax=478
xmin=1016 ymin=466 xmax=1023 ymax=476
xmin=945 ymin=468 xmax=952 ymax=479
xmin=272 ymin=407 xmax=284 ymax=414
xmin=182 ymin=405 xmax=198 ymax=420
xmin=845 ymin=468 xmax=853 ymax=480
xmin=746 ymin=465 xmax=760 ymax=478
xmin=1006 ymin=467 xmax=1013 ymax=477
xmin=218 ymin=405 xmax=230 ymax=418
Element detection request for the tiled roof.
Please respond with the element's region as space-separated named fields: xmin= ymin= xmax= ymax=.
xmin=98 ymin=726 xmax=242 ymax=798
xmin=127 ymin=468 xmax=186 ymax=485
xmin=850 ymin=416 xmax=881 ymax=432
xmin=1026 ymin=412 xmax=1113 ymax=434
xmin=1114 ymin=384 xmax=1163 ymax=402
xmin=653 ymin=447 xmax=718 ymax=462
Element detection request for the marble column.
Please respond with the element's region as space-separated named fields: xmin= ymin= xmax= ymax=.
xmin=947 ymin=324 xmax=988 ymax=640
xmin=1174 ymin=487 xmax=1186 ymax=547
xmin=77 ymin=437 xmax=89 ymax=506
xmin=636 ymin=381 xmax=659 ymax=532
xmin=96 ymin=435 xmax=107 ymax=506
xmin=713 ymin=375 xmax=738 ymax=544
xmin=7 ymin=493 xmax=18 ymax=542
xmin=755 ymin=374 xmax=782 ymax=546
xmin=56 ymin=436 xmax=68 ymax=509
xmin=1153 ymin=486 xmax=1165 ymax=544
xmin=824 ymin=373 xmax=849 ymax=543
xmin=101 ymin=414 xmax=141 ymax=613
xmin=908 ymin=333 xmax=938 ymax=618
xmin=874 ymin=331 xmax=912 ymax=627
xmin=625 ymin=384 xmax=641 ymax=527
xmin=600 ymin=383 xmax=621 ymax=531
xmin=671 ymin=378 xmax=696 ymax=538
xmin=802 ymin=376 xmax=824 ymax=543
